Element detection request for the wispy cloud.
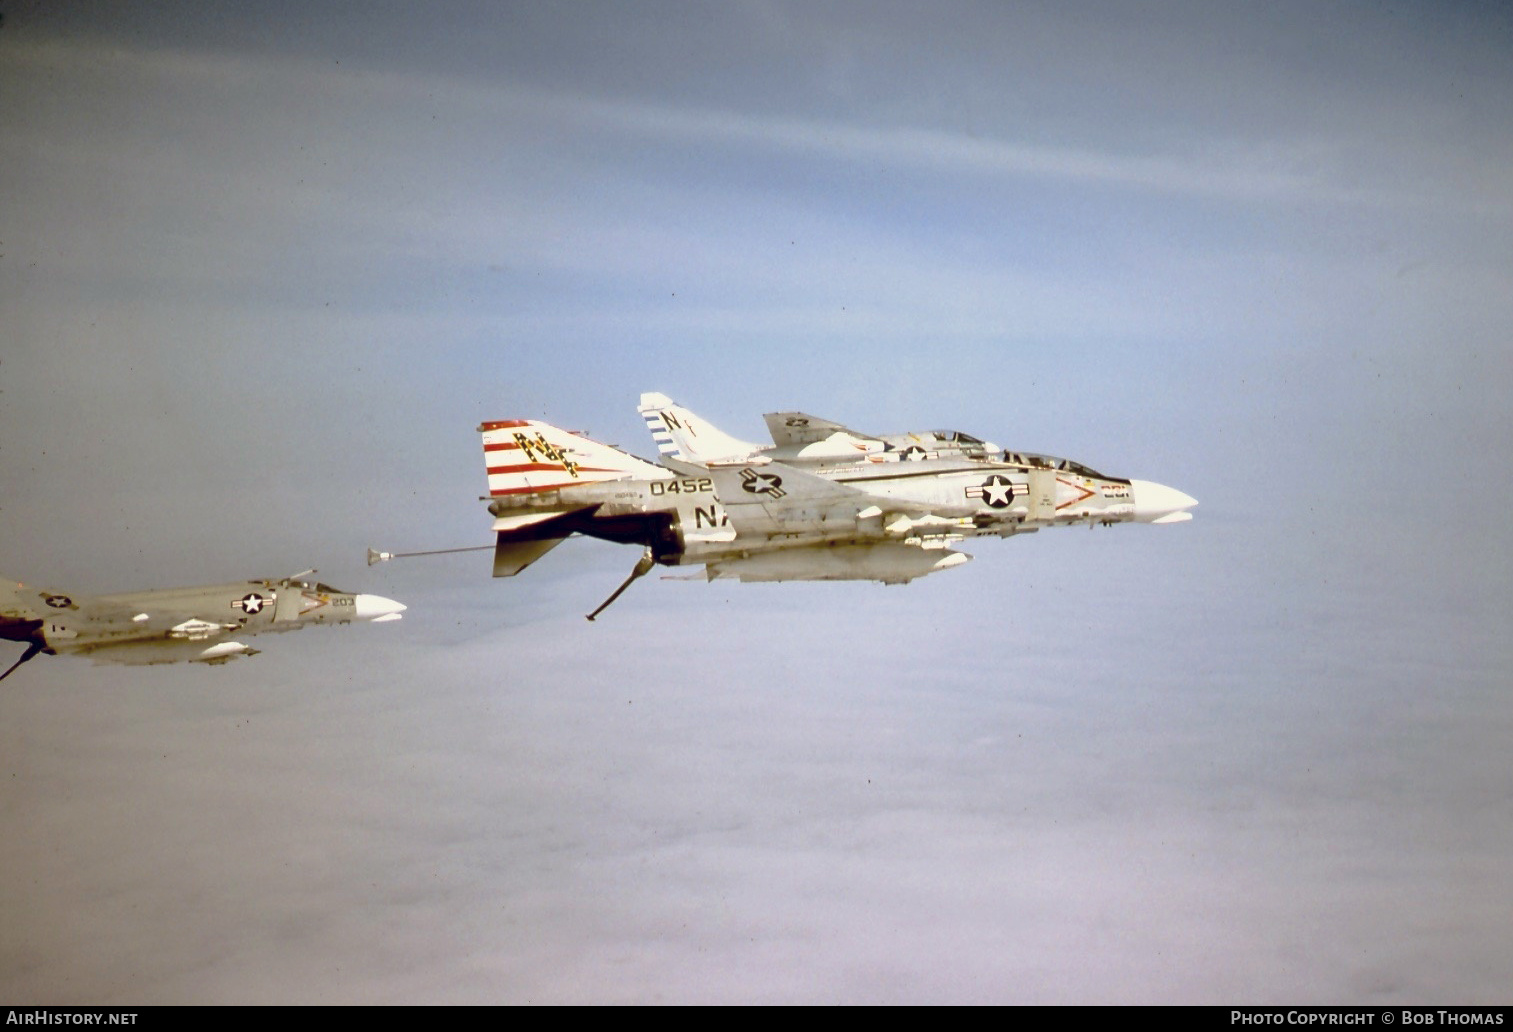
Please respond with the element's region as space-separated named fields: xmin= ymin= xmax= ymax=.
xmin=3 ymin=3 xmax=1511 ymax=1005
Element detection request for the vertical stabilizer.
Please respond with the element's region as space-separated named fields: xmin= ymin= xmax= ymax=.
xmin=479 ymin=420 xmax=667 ymax=498
xmin=638 ymin=393 xmax=764 ymax=465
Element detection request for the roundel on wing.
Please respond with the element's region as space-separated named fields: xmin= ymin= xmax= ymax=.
xmin=742 ymin=472 xmax=783 ymax=496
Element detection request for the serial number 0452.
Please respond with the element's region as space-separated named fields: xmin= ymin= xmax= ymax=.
xmin=650 ymin=478 xmax=713 ymax=496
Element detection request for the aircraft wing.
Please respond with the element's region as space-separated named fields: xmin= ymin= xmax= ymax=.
xmin=73 ymin=606 xmax=234 ymax=645
xmin=763 ymin=411 xmax=881 ymax=448
xmin=24 ymin=583 xmax=244 ymax=642
xmin=707 ymin=461 xmax=913 ymax=538
xmin=11 ymin=584 xmax=140 ymax=623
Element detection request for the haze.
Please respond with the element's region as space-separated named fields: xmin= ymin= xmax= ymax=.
xmin=2 ymin=0 xmax=1510 ymax=1004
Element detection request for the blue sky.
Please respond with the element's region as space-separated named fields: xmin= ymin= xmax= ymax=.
xmin=2 ymin=0 xmax=1510 ymax=1003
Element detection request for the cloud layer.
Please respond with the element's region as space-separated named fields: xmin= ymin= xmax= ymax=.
xmin=2 ymin=0 xmax=1510 ymax=1004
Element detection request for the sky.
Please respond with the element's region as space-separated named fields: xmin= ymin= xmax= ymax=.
xmin=2 ymin=0 xmax=1511 ymax=1005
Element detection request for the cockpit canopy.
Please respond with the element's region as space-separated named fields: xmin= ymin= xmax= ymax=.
xmin=1001 ymin=451 xmax=1111 ymax=480
xmin=250 ymin=578 xmax=343 ymax=594
xmin=884 ymin=429 xmax=999 ymax=458
xmin=931 ymin=430 xmax=984 ymax=446
xmin=876 ymin=431 xmax=1114 ymax=479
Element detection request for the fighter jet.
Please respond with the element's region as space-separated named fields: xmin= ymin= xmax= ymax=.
xmin=0 ymin=571 xmax=405 ymax=681
xmin=453 ymin=397 xmax=1195 ymax=619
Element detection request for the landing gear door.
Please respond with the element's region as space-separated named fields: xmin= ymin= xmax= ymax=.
xmin=1027 ymin=469 xmax=1056 ymax=521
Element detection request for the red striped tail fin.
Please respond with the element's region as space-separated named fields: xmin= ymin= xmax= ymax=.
xmin=479 ymin=420 xmax=667 ymax=498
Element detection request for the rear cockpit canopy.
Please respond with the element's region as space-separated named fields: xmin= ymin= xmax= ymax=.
xmin=1001 ymin=451 xmax=1113 ymax=480
xmin=250 ymin=578 xmax=343 ymax=594
xmin=885 ymin=430 xmax=998 ymax=458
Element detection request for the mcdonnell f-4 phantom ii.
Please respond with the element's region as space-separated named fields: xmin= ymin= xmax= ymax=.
xmin=0 ymin=572 xmax=406 ymax=681
xmin=452 ymin=395 xmax=1196 ymax=619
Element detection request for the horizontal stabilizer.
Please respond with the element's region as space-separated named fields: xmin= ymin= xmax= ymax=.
xmin=490 ymin=508 xmax=584 ymax=576
xmin=494 ymin=534 xmax=569 ymax=577
xmin=491 ymin=510 xmax=580 ymax=534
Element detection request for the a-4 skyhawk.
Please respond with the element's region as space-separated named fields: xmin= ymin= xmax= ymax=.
xmin=0 ymin=571 xmax=405 ymax=681
xmin=451 ymin=396 xmax=1196 ymax=619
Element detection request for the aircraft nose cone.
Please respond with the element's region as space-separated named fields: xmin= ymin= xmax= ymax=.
xmin=1130 ymin=479 xmax=1198 ymax=523
xmin=354 ymin=594 xmax=406 ymax=620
